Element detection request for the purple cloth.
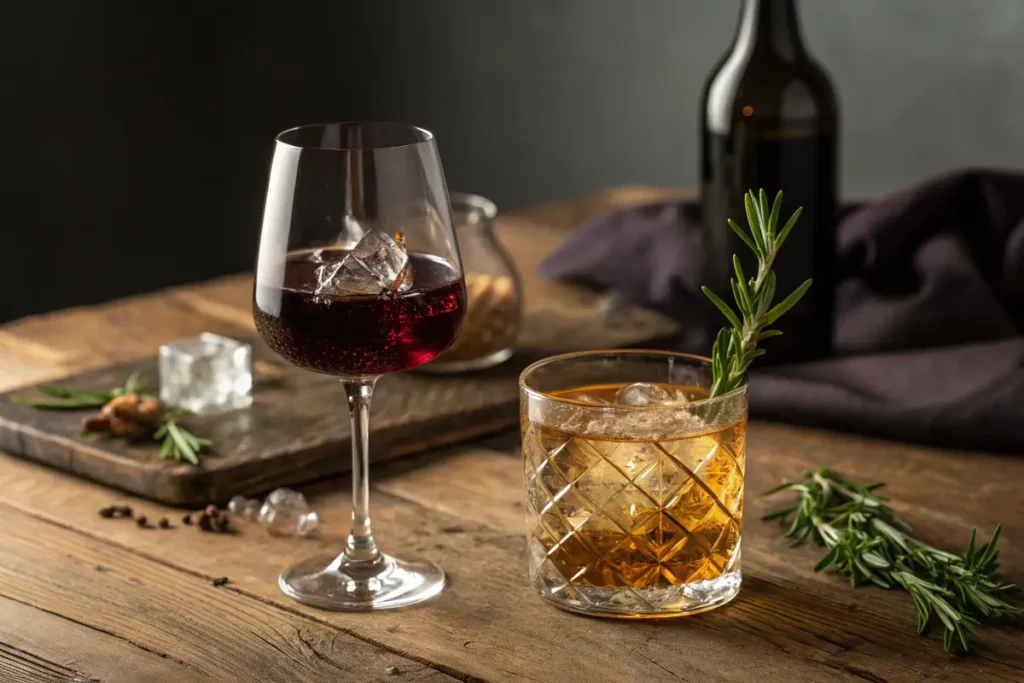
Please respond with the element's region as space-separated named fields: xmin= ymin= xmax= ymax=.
xmin=540 ymin=170 xmax=1024 ymax=453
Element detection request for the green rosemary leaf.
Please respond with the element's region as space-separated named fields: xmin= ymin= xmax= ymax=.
xmin=727 ymin=218 xmax=759 ymax=255
xmin=11 ymin=395 xmax=109 ymax=409
xmin=38 ymin=386 xmax=113 ymax=401
xmin=762 ymin=279 xmax=814 ymax=326
xmin=165 ymin=421 xmax=199 ymax=466
xmin=767 ymin=189 xmax=783 ymax=240
xmin=775 ymin=206 xmax=804 ymax=251
xmin=743 ymin=193 xmax=767 ymax=255
xmin=701 ymin=286 xmax=742 ymax=331
xmin=123 ymin=372 xmax=148 ymax=395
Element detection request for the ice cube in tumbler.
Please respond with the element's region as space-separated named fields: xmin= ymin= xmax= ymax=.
xmin=615 ymin=382 xmax=689 ymax=406
xmin=159 ymin=333 xmax=253 ymax=414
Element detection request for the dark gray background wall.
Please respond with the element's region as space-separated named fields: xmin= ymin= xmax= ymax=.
xmin=2 ymin=0 xmax=1022 ymax=321
xmin=420 ymin=0 xmax=1024 ymax=207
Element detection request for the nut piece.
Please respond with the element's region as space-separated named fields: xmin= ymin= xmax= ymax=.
xmin=158 ymin=517 xmax=170 ymax=529
xmin=101 ymin=394 xmax=141 ymax=419
xmin=109 ymin=415 xmax=148 ymax=440
xmin=98 ymin=506 xmax=116 ymax=518
xmin=198 ymin=515 xmax=213 ymax=531
xmin=83 ymin=415 xmax=112 ymax=432
xmin=212 ymin=576 xmax=229 ymax=587
xmin=116 ymin=505 xmax=133 ymax=518
xmin=135 ymin=397 xmax=165 ymax=423
xmin=101 ymin=393 xmax=165 ymax=425
xmin=204 ymin=504 xmax=219 ymax=518
xmin=136 ymin=515 xmax=148 ymax=528
xmin=182 ymin=514 xmax=193 ymax=526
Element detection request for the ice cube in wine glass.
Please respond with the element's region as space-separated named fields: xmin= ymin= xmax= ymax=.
xmin=314 ymin=231 xmax=411 ymax=297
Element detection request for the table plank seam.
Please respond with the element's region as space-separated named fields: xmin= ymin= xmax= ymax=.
xmin=0 ymin=639 xmax=101 ymax=682
xmin=0 ymin=592 xmax=204 ymax=676
xmin=0 ymin=498 xmax=495 ymax=683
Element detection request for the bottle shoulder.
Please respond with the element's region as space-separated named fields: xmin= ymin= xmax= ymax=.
xmin=701 ymin=52 xmax=838 ymax=134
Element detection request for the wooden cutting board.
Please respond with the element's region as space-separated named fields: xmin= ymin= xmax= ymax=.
xmin=0 ymin=269 xmax=678 ymax=506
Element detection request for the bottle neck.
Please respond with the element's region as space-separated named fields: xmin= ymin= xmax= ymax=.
xmin=736 ymin=0 xmax=805 ymax=61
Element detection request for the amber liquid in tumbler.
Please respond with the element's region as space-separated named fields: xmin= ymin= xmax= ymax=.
xmin=523 ymin=383 xmax=746 ymax=613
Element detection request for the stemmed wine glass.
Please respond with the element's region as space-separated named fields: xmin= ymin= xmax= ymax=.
xmin=253 ymin=122 xmax=466 ymax=610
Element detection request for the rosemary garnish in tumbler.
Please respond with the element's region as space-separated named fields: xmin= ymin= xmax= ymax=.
xmin=765 ymin=469 xmax=1023 ymax=652
xmin=702 ymin=189 xmax=811 ymax=396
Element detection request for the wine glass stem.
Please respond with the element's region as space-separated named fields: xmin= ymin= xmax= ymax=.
xmin=342 ymin=378 xmax=380 ymax=564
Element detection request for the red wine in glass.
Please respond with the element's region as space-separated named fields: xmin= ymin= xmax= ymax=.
xmin=254 ymin=248 xmax=465 ymax=377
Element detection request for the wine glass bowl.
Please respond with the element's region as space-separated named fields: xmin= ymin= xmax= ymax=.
xmin=252 ymin=122 xmax=465 ymax=610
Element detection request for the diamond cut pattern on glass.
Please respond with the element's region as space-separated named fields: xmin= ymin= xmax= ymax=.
xmin=523 ymin=420 xmax=744 ymax=615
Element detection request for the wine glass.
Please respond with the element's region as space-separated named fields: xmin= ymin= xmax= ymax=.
xmin=253 ymin=122 xmax=466 ymax=610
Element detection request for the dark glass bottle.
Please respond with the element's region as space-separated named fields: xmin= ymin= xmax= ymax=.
xmin=700 ymin=0 xmax=838 ymax=363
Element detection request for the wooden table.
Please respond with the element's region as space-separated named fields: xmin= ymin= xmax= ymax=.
xmin=1 ymin=189 xmax=1022 ymax=683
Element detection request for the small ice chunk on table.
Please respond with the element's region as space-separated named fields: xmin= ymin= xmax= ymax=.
xmin=258 ymin=488 xmax=320 ymax=537
xmin=314 ymin=231 xmax=410 ymax=297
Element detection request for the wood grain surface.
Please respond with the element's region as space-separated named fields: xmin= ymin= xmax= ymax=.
xmin=0 ymin=211 xmax=677 ymax=505
xmin=0 ymin=187 xmax=1020 ymax=683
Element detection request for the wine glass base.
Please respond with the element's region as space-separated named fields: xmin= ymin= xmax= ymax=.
xmin=278 ymin=552 xmax=445 ymax=611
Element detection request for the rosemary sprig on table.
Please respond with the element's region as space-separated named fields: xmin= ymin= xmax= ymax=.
xmin=12 ymin=373 xmax=211 ymax=465
xmin=702 ymin=189 xmax=812 ymax=397
xmin=765 ymin=468 xmax=1023 ymax=652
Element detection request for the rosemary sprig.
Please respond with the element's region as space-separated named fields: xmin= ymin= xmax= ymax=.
xmin=765 ymin=468 xmax=1023 ymax=652
xmin=12 ymin=371 xmax=149 ymax=409
xmin=12 ymin=373 xmax=211 ymax=465
xmin=702 ymin=189 xmax=812 ymax=397
xmin=154 ymin=409 xmax=211 ymax=466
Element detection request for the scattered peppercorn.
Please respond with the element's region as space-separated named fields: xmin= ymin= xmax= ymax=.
xmin=116 ymin=505 xmax=132 ymax=518
xmin=213 ymin=512 xmax=231 ymax=532
xmin=212 ymin=576 xmax=229 ymax=587
xmin=98 ymin=506 xmax=115 ymax=518
xmin=182 ymin=514 xmax=193 ymax=525
xmin=198 ymin=515 xmax=213 ymax=531
xmin=136 ymin=515 xmax=148 ymax=528
xmin=158 ymin=517 xmax=170 ymax=529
